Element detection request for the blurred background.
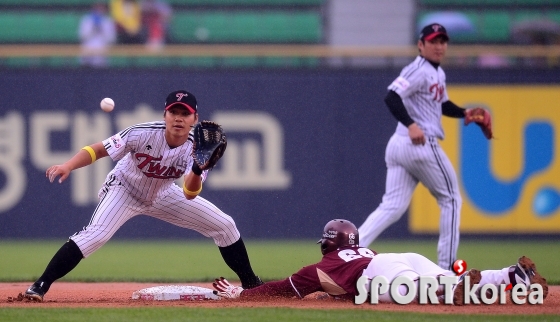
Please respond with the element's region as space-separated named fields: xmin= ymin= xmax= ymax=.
xmin=0 ymin=0 xmax=559 ymax=68
xmin=0 ymin=0 xmax=559 ymax=241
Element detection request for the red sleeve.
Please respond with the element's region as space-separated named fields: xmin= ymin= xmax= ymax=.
xmin=240 ymin=279 xmax=297 ymax=298
xmin=241 ymin=264 xmax=322 ymax=299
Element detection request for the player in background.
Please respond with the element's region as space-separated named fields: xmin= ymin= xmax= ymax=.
xmin=212 ymin=219 xmax=548 ymax=304
xmin=23 ymin=90 xmax=263 ymax=302
xmin=358 ymin=23 xmax=488 ymax=270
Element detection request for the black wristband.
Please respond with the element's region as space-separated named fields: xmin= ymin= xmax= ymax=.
xmin=191 ymin=162 xmax=202 ymax=176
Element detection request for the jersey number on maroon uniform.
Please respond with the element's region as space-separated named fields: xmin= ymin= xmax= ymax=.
xmin=338 ymin=248 xmax=375 ymax=262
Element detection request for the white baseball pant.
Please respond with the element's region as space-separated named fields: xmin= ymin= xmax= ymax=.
xmin=70 ymin=184 xmax=240 ymax=257
xmin=359 ymin=134 xmax=461 ymax=269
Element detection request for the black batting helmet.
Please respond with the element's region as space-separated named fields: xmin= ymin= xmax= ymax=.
xmin=317 ymin=219 xmax=359 ymax=255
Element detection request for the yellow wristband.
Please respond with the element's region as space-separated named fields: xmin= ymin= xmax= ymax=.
xmin=81 ymin=146 xmax=97 ymax=163
xmin=183 ymin=182 xmax=202 ymax=197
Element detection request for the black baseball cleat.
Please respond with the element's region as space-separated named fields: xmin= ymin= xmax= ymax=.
xmin=24 ymin=284 xmax=45 ymax=302
xmin=509 ymin=256 xmax=548 ymax=299
xmin=242 ymin=276 xmax=264 ymax=289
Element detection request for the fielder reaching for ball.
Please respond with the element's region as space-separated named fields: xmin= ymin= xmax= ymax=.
xmin=213 ymin=219 xmax=548 ymax=304
xmin=23 ymin=90 xmax=262 ymax=302
xmin=358 ymin=23 xmax=493 ymax=270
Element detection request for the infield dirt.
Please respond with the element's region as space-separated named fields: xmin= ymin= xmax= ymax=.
xmin=2 ymin=282 xmax=559 ymax=315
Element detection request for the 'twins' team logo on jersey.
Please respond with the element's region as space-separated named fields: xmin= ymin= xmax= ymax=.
xmin=429 ymin=83 xmax=445 ymax=102
xmin=135 ymin=153 xmax=186 ymax=179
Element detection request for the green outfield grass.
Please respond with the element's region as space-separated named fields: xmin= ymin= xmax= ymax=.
xmin=0 ymin=307 xmax=559 ymax=322
xmin=2 ymin=306 xmax=559 ymax=322
xmin=1 ymin=239 xmax=558 ymax=322
xmin=1 ymin=239 xmax=558 ymax=284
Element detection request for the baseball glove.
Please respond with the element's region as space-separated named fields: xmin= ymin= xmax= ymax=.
xmin=192 ymin=121 xmax=227 ymax=170
xmin=464 ymin=107 xmax=493 ymax=140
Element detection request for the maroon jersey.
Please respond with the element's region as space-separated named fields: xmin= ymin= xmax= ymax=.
xmin=242 ymin=246 xmax=376 ymax=299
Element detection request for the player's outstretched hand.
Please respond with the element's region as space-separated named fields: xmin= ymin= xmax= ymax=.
xmin=46 ymin=164 xmax=71 ymax=183
xmin=212 ymin=277 xmax=244 ymax=299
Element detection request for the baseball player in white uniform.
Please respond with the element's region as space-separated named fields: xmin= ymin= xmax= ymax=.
xmin=358 ymin=23 xmax=473 ymax=270
xmin=23 ymin=90 xmax=263 ymax=302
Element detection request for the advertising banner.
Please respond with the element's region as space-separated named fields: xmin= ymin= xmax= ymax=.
xmin=410 ymin=86 xmax=560 ymax=233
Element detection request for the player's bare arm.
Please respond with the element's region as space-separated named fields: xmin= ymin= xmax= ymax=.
xmin=46 ymin=142 xmax=109 ymax=183
xmin=183 ymin=171 xmax=202 ymax=200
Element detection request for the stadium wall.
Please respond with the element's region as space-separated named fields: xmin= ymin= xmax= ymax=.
xmin=0 ymin=68 xmax=558 ymax=239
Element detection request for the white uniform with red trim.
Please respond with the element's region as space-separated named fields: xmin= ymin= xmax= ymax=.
xmin=358 ymin=56 xmax=461 ymax=270
xmin=70 ymin=121 xmax=240 ymax=257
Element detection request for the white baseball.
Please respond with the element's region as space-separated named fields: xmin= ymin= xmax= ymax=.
xmin=100 ymin=97 xmax=114 ymax=112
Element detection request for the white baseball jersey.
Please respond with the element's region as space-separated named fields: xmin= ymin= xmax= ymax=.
xmin=70 ymin=121 xmax=240 ymax=257
xmin=359 ymin=56 xmax=461 ymax=270
xmin=101 ymin=121 xmax=208 ymax=200
xmin=389 ymin=56 xmax=449 ymax=140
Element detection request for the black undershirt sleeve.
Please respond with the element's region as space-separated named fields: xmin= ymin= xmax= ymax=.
xmin=442 ymin=100 xmax=466 ymax=118
xmin=384 ymin=90 xmax=414 ymax=127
